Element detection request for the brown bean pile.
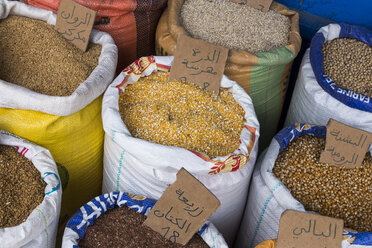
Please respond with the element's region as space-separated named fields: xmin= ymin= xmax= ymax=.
xmin=0 ymin=15 xmax=101 ymax=96
xmin=323 ymin=38 xmax=372 ymax=97
xmin=0 ymin=145 xmax=46 ymax=228
xmin=181 ymin=0 xmax=290 ymax=53
xmin=119 ymin=71 xmax=245 ymax=158
xmin=79 ymin=205 xmax=209 ymax=248
xmin=273 ymin=136 xmax=371 ymax=232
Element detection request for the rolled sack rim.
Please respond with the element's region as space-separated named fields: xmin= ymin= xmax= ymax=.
xmin=309 ymin=23 xmax=372 ymax=112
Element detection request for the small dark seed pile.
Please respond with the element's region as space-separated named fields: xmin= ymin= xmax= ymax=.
xmin=0 ymin=15 xmax=101 ymax=96
xmin=273 ymin=136 xmax=371 ymax=232
xmin=323 ymin=38 xmax=372 ymax=97
xmin=0 ymin=145 xmax=46 ymax=228
xmin=79 ymin=206 xmax=209 ymax=248
xmin=181 ymin=0 xmax=290 ymax=53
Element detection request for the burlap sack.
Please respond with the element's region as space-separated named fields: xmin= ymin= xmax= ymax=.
xmin=155 ymin=0 xmax=301 ymax=150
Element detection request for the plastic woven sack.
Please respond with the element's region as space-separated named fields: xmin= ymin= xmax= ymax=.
xmin=0 ymin=0 xmax=117 ymax=240
xmin=22 ymin=0 xmax=167 ymax=71
xmin=255 ymin=237 xmax=372 ymax=248
xmin=285 ymin=23 xmax=372 ymax=132
xmin=62 ymin=192 xmax=228 ymax=248
xmin=155 ymin=0 xmax=301 ymax=150
xmin=102 ymin=56 xmax=259 ymax=246
xmin=0 ymin=130 xmax=62 ymax=248
xmin=235 ymin=123 xmax=372 ymax=248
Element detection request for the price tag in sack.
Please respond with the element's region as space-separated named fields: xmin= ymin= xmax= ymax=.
xmin=143 ymin=168 xmax=220 ymax=245
xmin=230 ymin=0 xmax=273 ymax=12
xmin=276 ymin=210 xmax=344 ymax=248
xmin=320 ymin=118 xmax=372 ymax=168
xmin=55 ymin=0 xmax=97 ymax=51
xmin=168 ymin=34 xmax=228 ymax=95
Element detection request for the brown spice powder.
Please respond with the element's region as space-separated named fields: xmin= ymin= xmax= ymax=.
xmin=0 ymin=15 xmax=101 ymax=96
xmin=273 ymin=136 xmax=371 ymax=232
xmin=79 ymin=205 xmax=209 ymax=248
xmin=0 ymin=145 xmax=46 ymax=228
xmin=119 ymin=71 xmax=245 ymax=158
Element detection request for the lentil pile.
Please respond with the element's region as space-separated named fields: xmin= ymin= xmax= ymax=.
xmin=0 ymin=15 xmax=101 ymax=96
xmin=180 ymin=0 xmax=290 ymax=53
xmin=0 ymin=145 xmax=46 ymax=228
xmin=79 ymin=206 xmax=209 ymax=248
xmin=322 ymin=38 xmax=372 ymax=97
xmin=273 ymin=136 xmax=371 ymax=232
xmin=119 ymin=71 xmax=245 ymax=158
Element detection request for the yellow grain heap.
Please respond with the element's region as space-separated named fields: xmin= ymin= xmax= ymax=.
xmin=118 ymin=71 xmax=245 ymax=158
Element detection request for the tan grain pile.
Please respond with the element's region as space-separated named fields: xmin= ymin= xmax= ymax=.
xmin=0 ymin=145 xmax=46 ymax=228
xmin=0 ymin=15 xmax=101 ymax=96
xmin=181 ymin=0 xmax=290 ymax=53
xmin=323 ymin=38 xmax=372 ymax=97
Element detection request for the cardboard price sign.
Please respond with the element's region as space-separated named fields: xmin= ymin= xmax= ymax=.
xmin=276 ymin=210 xmax=344 ymax=248
xmin=320 ymin=119 xmax=372 ymax=168
xmin=143 ymin=168 xmax=220 ymax=245
xmin=168 ymin=34 xmax=228 ymax=94
xmin=230 ymin=0 xmax=273 ymax=12
xmin=55 ymin=0 xmax=96 ymax=51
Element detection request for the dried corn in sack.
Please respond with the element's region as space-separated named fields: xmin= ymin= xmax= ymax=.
xmin=0 ymin=0 xmax=117 ymax=242
xmin=0 ymin=130 xmax=62 ymax=248
xmin=254 ymin=240 xmax=276 ymax=248
xmin=285 ymin=24 xmax=372 ymax=132
xmin=62 ymin=192 xmax=228 ymax=248
xmin=22 ymin=0 xmax=167 ymax=72
xmin=102 ymin=56 xmax=259 ymax=246
xmin=155 ymin=0 xmax=301 ymax=151
xmin=235 ymin=123 xmax=372 ymax=248
xmin=254 ymin=237 xmax=372 ymax=248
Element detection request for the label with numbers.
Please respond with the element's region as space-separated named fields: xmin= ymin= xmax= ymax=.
xmin=55 ymin=0 xmax=96 ymax=51
xmin=143 ymin=168 xmax=220 ymax=245
xmin=168 ymin=34 xmax=228 ymax=94
xmin=320 ymin=119 xmax=372 ymax=168
xmin=230 ymin=0 xmax=273 ymax=12
xmin=276 ymin=210 xmax=344 ymax=248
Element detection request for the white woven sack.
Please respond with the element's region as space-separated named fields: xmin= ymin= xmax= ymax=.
xmin=0 ymin=0 xmax=117 ymax=116
xmin=0 ymin=130 xmax=62 ymax=248
xmin=285 ymin=24 xmax=372 ymax=133
xmin=102 ymin=56 xmax=260 ymax=245
xmin=235 ymin=124 xmax=372 ymax=248
xmin=62 ymin=192 xmax=228 ymax=248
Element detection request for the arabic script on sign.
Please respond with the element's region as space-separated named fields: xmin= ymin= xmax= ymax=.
xmin=55 ymin=0 xmax=96 ymax=51
xmin=143 ymin=168 xmax=220 ymax=245
xmin=229 ymin=0 xmax=273 ymax=12
xmin=320 ymin=119 xmax=372 ymax=168
xmin=169 ymin=34 xmax=228 ymax=94
xmin=276 ymin=210 xmax=344 ymax=248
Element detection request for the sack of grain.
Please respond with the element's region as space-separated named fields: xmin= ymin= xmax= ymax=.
xmin=254 ymin=236 xmax=372 ymax=248
xmin=285 ymin=23 xmax=372 ymax=132
xmin=254 ymin=240 xmax=276 ymax=248
xmin=0 ymin=130 xmax=62 ymax=248
xmin=235 ymin=123 xmax=372 ymax=248
xmin=22 ymin=0 xmax=167 ymax=71
xmin=0 ymin=0 xmax=117 ymax=239
xmin=62 ymin=192 xmax=228 ymax=248
xmin=101 ymin=56 xmax=259 ymax=245
xmin=155 ymin=0 xmax=301 ymax=150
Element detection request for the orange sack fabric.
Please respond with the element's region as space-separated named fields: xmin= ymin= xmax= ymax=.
xmin=23 ymin=0 xmax=167 ymax=72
